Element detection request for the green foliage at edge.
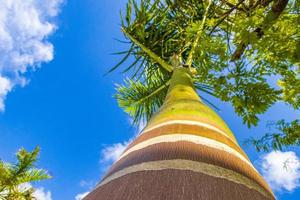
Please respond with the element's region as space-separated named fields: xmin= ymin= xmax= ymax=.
xmin=111 ymin=0 xmax=300 ymax=151
xmin=0 ymin=147 xmax=51 ymax=200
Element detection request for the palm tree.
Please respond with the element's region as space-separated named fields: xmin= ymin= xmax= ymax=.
xmin=85 ymin=0 xmax=299 ymax=199
xmin=0 ymin=147 xmax=51 ymax=200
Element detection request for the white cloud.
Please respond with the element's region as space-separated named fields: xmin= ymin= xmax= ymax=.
xmin=18 ymin=183 xmax=52 ymax=200
xmin=100 ymin=141 xmax=130 ymax=164
xmin=77 ymin=140 xmax=132 ymax=200
xmin=79 ymin=180 xmax=94 ymax=188
xmin=75 ymin=191 xmax=89 ymax=200
xmin=0 ymin=0 xmax=63 ymax=111
xmin=75 ymin=180 xmax=96 ymax=200
xmin=260 ymin=151 xmax=300 ymax=192
xmin=0 ymin=76 xmax=12 ymax=110
xmin=33 ymin=187 xmax=52 ymax=200
xmin=99 ymin=120 xmax=146 ymax=167
xmin=78 ymin=122 xmax=145 ymax=199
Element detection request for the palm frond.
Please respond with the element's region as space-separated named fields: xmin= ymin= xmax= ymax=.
xmin=115 ymin=70 xmax=170 ymax=125
xmin=106 ymin=44 xmax=135 ymax=74
xmin=0 ymin=147 xmax=50 ymax=200
xmin=17 ymin=169 xmax=51 ymax=184
xmin=13 ymin=147 xmax=40 ymax=178
xmin=121 ymin=27 xmax=173 ymax=72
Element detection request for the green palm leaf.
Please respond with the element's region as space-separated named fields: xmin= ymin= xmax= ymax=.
xmin=0 ymin=147 xmax=51 ymax=200
xmin=115 ymin=69 xmax=170 ymax=125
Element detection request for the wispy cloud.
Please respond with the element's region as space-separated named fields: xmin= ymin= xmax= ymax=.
xmin=0 ymin=0 xmax=63 ymax=111
xmin=74 ymin=180 xmax=96 ymax=200
xmin=75 ymin=191 xmax=89 ymax=200
xmin=100 ymin=141 xmax=130 ymax=164
xmin=99 ymin=119 xmax=145 ymax=168
xmin=33 ymin=187 xmax=52 ymax=200
xmin=260 ymin=151 xmax=300 ymax=192
xmin=79 ymin=180 xmax=94 ymax=188
xmin=75 ymin=120 xmax=146 ymax=199
xmin=78 ymin=134 xmax=134 ymax=200
xmin=0 ymin=76 xmax=12 ymax=110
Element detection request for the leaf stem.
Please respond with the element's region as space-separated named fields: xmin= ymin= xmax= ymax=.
xmin=122 ymin=27 xmax=173 ymax=72
xmin=186 ymin=0 xmax=213 ymax=68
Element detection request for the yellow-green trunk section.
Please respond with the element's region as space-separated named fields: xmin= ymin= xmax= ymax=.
xmin=147 ymin=67 xmax=237 ymax=143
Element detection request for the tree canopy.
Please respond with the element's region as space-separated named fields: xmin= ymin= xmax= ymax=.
xmin=0 ymin=147 xmax=51 ymax=200
xmin=112 ymin=0 xmax=300 ymax=151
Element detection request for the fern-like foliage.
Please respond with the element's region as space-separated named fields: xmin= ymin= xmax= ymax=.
xmin=0 ymin=147 xmax=51 ymax=200
xmin=245 ymin=120 xmax=300 ymax=152
xmin=115 ymin=67 xmax=171 ymax=125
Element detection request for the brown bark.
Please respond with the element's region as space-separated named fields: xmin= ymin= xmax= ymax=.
xmin=85 ymin=170 xmax=270 ymax=200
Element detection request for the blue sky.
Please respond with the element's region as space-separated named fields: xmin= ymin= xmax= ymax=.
xmin=0 ymin=1 xmax=300 ymax=200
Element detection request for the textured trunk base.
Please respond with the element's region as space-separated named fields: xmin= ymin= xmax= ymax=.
xmin=85 ymin=169 xmax=269 ymax=200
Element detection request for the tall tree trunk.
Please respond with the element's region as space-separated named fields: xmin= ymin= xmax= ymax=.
xmin=84 ymin=67 xmax=275 ymax=200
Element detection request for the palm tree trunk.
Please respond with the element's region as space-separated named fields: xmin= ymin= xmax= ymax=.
xmin=84 ymin=66 xmax=275 ymax=200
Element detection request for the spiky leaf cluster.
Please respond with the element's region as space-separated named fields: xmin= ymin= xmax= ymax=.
xmin=115 ymin=67 xmax=170 ymax=123
xmin=0 ymin=147 xmax=51 ymax=200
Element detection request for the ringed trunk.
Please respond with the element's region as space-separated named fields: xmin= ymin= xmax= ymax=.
xmin=84 ymin=67 xmax=275 ymax=200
